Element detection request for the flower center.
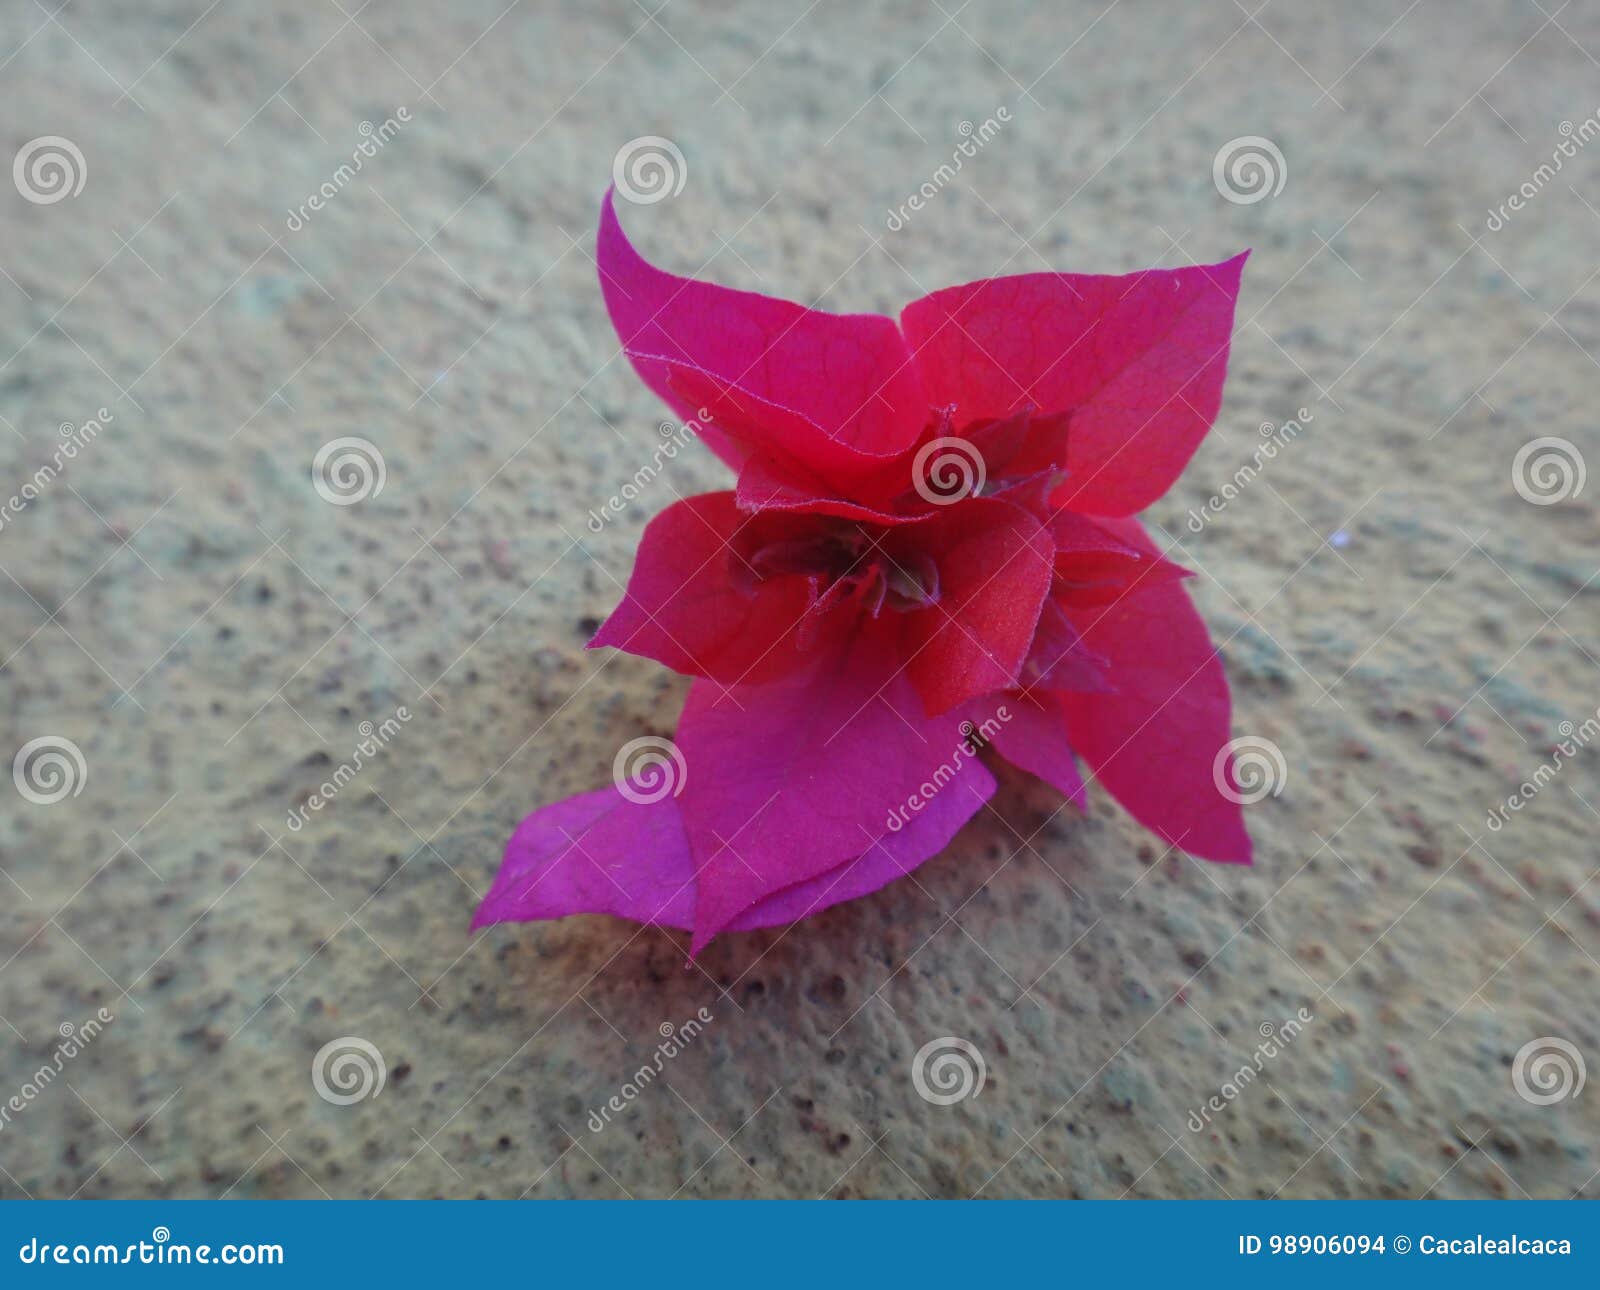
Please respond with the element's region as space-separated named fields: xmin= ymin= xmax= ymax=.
xmin=739 ymin=521 xmax=940 ymax=616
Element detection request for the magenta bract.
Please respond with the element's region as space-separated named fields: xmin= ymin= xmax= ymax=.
xmin=475 ymin=189 xmax=1253 ymax=953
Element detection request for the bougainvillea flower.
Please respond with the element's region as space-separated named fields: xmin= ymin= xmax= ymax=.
xmin=475 ymin=190 xmax=1252 ymax=953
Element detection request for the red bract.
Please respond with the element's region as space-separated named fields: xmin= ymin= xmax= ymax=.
xmin=475 ymin=190 xmax=1253 ymax=954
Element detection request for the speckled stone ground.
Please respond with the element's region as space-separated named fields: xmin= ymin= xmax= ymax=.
xmin=1 ymin=0 xmax=1597 ymax=1199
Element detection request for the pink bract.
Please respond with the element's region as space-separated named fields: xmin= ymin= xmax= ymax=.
xmin=476 ymin=189 xmax=1252 ymax=954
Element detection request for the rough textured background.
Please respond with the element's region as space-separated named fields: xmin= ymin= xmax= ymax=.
xmin=2 ymin=0 xmax=1597 ymax=1200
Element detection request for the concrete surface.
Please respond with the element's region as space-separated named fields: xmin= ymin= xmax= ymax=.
xmin=1 ymin=0 xmax=1597 ymax=1198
